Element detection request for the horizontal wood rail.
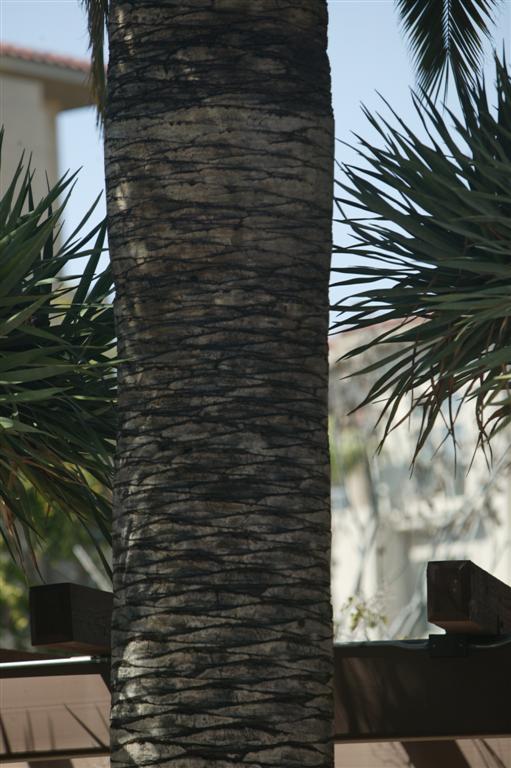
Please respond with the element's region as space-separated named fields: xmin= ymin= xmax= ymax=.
xmin=334 ymin=637 xmax=511 ymax=741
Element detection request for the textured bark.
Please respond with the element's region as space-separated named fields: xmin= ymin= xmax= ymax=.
xmin=105 ymin=1 xmax=334 ymax=766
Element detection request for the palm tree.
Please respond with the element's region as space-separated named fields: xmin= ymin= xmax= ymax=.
xmin=0 ymin=131 xmax=116 ymax=574
xmin=104 ymin=2 xmax=334 ymax=766
xmin=74 ymin=1 xmax=504 ymax=766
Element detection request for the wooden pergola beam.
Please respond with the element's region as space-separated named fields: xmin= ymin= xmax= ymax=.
xmin=334 ymin=639 xmax=511 ymax=741
xmin=427 ymin=560 xmax=511 ymax=635
xmin=29 ymin=582 xmax=112 ymax=654
xmin=26 ymin=567 xmax=511 ymax=745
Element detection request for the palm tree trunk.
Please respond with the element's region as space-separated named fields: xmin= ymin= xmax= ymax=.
xmin=106 ymin=2 xmax=334 ymax=766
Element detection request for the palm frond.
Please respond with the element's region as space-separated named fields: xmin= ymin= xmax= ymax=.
xmin=0 ymin=129 xmax=116 ymax=574
xmin=332 ymin=56 xmax=511 ymax=460
xmin=80 ymin=0 xmax=109 ymax=122
xmin=395 ymin=0 xmax=502 ymax=99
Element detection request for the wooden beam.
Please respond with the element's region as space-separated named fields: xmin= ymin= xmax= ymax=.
xmin=334 ymin=639 xmax=511 ymax=741
xmin=29 ymin=583 xmax=112 ymax=654
xmin=24 ymin=568 xmax=511 ymax=743
xmin=0 ymin=648 xmax=55 ymax=662
xmin=0 ymin=655 xmax=110 ymax=684
xmin=427 ymin=560 xmax=511 ymax=634
xmin=403 ymin=741 xmax=470 ymax=768
xmin=27 ymin=761 xmax=73 ymax=768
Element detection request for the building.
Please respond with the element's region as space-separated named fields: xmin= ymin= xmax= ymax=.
xmin=0 ymin=44 xmax=92 ymax=197
xmin=329 ymin=327 xmax=511 ymax=641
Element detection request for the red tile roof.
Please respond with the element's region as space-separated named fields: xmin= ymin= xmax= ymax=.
xmin=0 ymin=43 xmax=90 ymax=73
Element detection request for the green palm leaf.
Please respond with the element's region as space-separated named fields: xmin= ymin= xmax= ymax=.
xmin=395 ymin=0 xmax=503 ymax=98
xmin=332 ymin=56 xmax=511 ymax=459
xmin=0 ymin=130 xmax=116 ymax=574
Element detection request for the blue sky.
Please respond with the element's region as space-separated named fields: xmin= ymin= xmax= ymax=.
xmin=1 ymin=0 xmax=510 ymax=293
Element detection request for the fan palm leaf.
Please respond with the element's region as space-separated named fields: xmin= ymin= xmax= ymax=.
xmin=332 ymin=56 xmax=511 ymax=459
xmin=395 ymin=0 xmax=503 ymax=98
xmin=0 ymin=130 xmax=116 ymax=573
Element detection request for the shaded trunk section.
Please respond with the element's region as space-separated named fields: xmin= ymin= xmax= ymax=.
xmin=106 ymin=1 xmax=334 ymax=765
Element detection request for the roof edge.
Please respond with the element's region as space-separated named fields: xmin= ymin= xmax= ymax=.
xmin=0 ymin=43 xmax=90 ymax=74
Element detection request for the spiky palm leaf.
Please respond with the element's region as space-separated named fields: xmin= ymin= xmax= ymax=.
xmin=395 ymin=0 xmax=503 ymax=98
xmin=0 ymin=131 xmax=116 ymax=573
xmin=332 ymin=56 xmax=511 ymax=459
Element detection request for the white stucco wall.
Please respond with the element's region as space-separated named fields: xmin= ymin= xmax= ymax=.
xmin=0 ymin=72 xmax=59 ymax=197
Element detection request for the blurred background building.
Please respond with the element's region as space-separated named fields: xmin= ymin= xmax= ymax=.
xmin=329 ymin=327 xmax=511 ymax=641
xmin=0 ymin=44 xmax=91 ymax=197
